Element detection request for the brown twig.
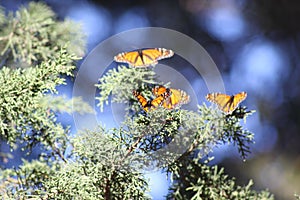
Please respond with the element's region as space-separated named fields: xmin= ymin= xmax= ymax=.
xmin=104 ymin=132 xmax=145 ymax=200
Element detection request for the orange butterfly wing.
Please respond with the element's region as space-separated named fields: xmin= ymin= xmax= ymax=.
xmin=150 ymin=95 xmax=165 ymax=107
xmin=133 ymin=91 xmax=151 ymax=112
xmin=133 ymin=85 xmax=190 ymax=112
xmin=163 ymin=88 xmax=190 ymax=109
xmin=114 ymin=48 xmax=174 ymax=68
xmin=230 ymin=92 xmax=247 ymax=112
xmin=206 ymin=92 xmax=247 ymax=114
xmin=152 ymin=86 xmax=190 ymax=109
xmin=152 ymin=85 xmax=169 ymax=97
xmin=115 ymin=51 xmax=143 ymax=67
xmin=133 ymin=90 xmax=166 ymax=112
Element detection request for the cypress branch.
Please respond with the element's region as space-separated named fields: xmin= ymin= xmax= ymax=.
xmin=0 ymin=2 xmax=281 ymax=199
xmin=0 ymin=2 xmax=85 ymax=68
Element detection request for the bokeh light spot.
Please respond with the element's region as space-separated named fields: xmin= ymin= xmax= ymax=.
xmin=114 ymin=8 xmax=150 ymax=33
xmin=68 ymin=3 xmax=112 ymax=48
xmin=201 ymin=7 xmax=246 ymax=41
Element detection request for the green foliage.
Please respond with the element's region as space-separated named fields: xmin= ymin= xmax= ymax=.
xmin=0 ymin=2 xmax=279 ymax=199
xmin=0 ymin=2 xmax=85 ymax=68
xmin=95 ymin=65 xmax=158 ymax=112
xmin=221 ymin=107 xmax=255 ymax=160
xmin=0 ymin=158 xmax=56 ymax=199
xmin=42 ymin=128 xmax=150 ymax=200
xmin=0 ymin=49 xmax=80 ymax=152
xmin=0 ymin=3 xmax=92 ymax=199
xmin=39 ymin=95 xmax=94 ymax=115
xmin=167 ymin=158 xmax=274 ymax=200
xmin=0 ymin=3 xmax=90 ymax=162
xmin=95 ymin=62 xmax=275 ymax=199
xmin=0 ymin=7 xmax=5 ymax=24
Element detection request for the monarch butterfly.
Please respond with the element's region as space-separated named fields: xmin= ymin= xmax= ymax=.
xmin=133 ymin=90 xmax=165 ymax=112
xmin=133 ymin=91 xmax=151 ymax=112
xmin=114 ymin=48 xmax=174 ymax=68
xmin=152 ymin=86 xmax=190 ymax=109
xmin=205 ymin=92 xmax=247 ymax=114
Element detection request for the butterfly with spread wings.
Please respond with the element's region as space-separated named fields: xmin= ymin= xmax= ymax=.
xmin=133 ymin=86 xmax=190 ymax=112
xmin=205 ymin=92 xmax=247 ymax=114
xmin=132 ymin=90 xmax=166 ymax=112
xmin=152 ymin=85 xmax=190 ymax=109
xmin=114 ymin=48 xmax=174 ymax=68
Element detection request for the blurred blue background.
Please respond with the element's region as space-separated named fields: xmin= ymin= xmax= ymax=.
xmin=1 ymin=0 xmax=300 ymax=199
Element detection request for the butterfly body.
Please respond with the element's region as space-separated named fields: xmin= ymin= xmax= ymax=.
xmin=133 ymin=90 xmax=166 ymax=112
xmin=114 ymin=48 xmax=174 ymax=68
xmin=206 ymin=92 xmax=247 ymax=114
